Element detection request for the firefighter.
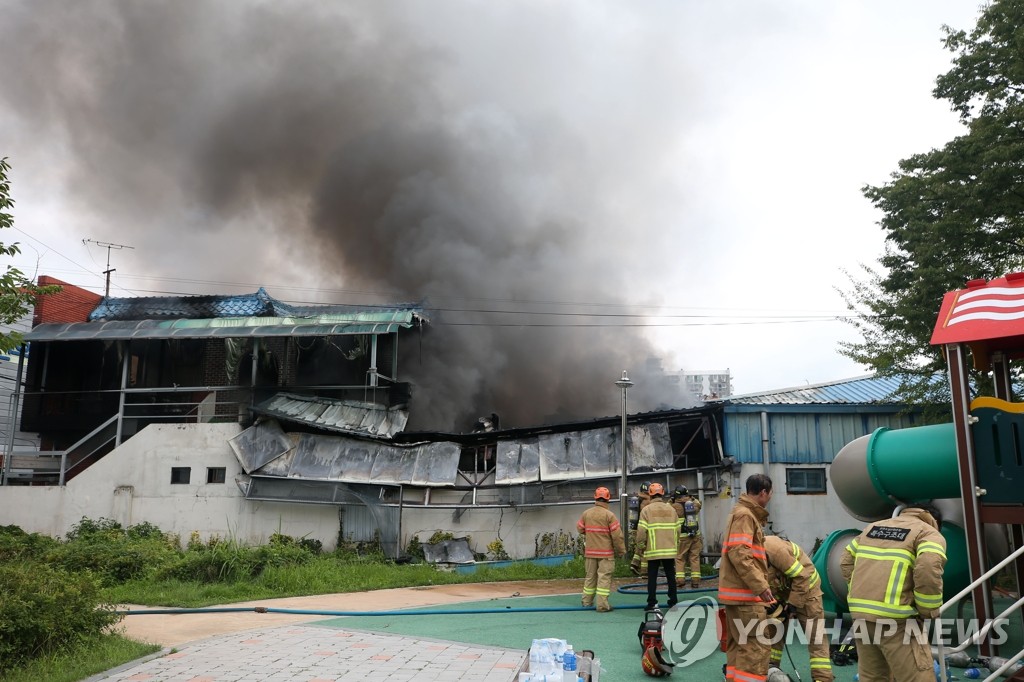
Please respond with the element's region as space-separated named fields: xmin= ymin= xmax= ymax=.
xmin=577 ymin=486 xmax=627 ymax=612
xmin=631 ymin=482 xmax=654 ymax=576
xmin=632 ymin=482 xmax=681 ymax=610
xmin=671 ymin=485 xmax=703 ymax=589
xmin=840 ymin=504 xmax=946 ymax=682
xmin=720 ymin=473 xmax=775 ymax=682
xmin=763 ymin=535 xmax=833 ymax=681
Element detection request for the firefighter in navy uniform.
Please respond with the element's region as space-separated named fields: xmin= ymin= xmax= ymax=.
xmin=840 ymin=504 xmax=946 ymax=682
xmin=763 ymin=535 xmax=834 ymax=681
xmin=671 ymin=485 xmax=703 ymax=589
xmin=577 ymin=486 xmax=626 ymax=612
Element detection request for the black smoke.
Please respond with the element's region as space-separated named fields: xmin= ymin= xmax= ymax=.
xmin=0 ymin=1 xmax=699 ymax=430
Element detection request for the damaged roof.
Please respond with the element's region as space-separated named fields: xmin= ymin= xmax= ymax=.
xmin=25 ymin=288 xmax=426 ymax=342
xmin=251 ymin=393 xmax=409 ymax=438
xmin=87 ymin=287 xmax=418 ymax=321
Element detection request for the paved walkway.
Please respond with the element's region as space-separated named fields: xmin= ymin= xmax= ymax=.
xmin=92 ymin=624 xmax=526 ymax=681
xmin=87 ymin=580 xmax=584 ymax=682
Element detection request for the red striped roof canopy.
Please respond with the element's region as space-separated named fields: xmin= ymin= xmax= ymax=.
xmin=931 ymin=271 xmax=1024 ymax=368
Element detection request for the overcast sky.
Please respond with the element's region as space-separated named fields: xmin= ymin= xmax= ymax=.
xmin=0 ymin=1 xmax=982 ymax=427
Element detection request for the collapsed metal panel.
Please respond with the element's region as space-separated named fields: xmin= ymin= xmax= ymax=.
xmin=538 ymin=431 xmax=586 ymax=481
xmin=494 ymin=438 xmax=541 ymax=484
xmin=370 ymin=445 xmax=415 ymax=483
xmin=253 ymin=393 xmax=409 ymax=438
xmin=628 ymin=422 xmax=673 ymax=471
xmin=227 ymin=420 xmax=293 ymax=473
xmin=411 ymin=442 xmax=461 ymax=485
xmin=245 ymin=431 xmax=459 ymax=486
xmin=581 ymin=428 xmax=618 ymax=475
xmin=497 ymin=425 xmax=670 ymax=483
xmin=326 ymin=437 xmax=376 ymax=481
xmin=422 ymin=538 xmax=475 ymax=564
xmin=288 ymin=433 xmax=337 ymax=479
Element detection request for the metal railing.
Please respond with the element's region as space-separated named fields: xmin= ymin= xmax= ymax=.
xmin=3 ymin=388 xmax=252 ymax=485
xmin=936 ymin=541 xmax=1024 ymax=680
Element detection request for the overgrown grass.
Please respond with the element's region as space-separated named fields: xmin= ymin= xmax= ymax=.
xmin=0 ymin=634 xmax=159 ymax=682
xmin=2 ymin=519 xmax=649 ymax=680
xmin=103 ymin=555 xmax=610 ymax=607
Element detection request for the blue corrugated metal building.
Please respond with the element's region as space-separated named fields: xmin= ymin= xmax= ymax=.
xmin=697 ymin=374 xmax=943 ymax=552
xmin=717 ymin=374 xmax=929 ymax=466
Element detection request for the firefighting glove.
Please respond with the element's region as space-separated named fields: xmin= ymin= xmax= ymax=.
xmin=765 ymin=600 xmax=785 ymax=620
xmin=782 ymin=603 xmax=798 ymax=621
xmin=630 ymin=555 xmax=642 ymax=576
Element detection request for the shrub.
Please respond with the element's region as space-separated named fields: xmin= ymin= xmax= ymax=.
xmin=405 ymin=536 xmax=424 ymax=560
xmin=64 ymin=517 xmax=124 ymax=542
xmin=0 ymin=524 xmax=59 ymax=563
xmin=157 ymin=540 xmax=314 ymax=583
xmin=486 ymin=539 xmax=510 ymax=561
xmin=0 ymin=561 xmax=120 ymax=673
xmin=46 ymin=533 xmax=178 ymax=587
xmin=269 ymin=531 xmax=322 ymax=555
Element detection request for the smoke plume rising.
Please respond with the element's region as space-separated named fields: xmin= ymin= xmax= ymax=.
xmin=0 ymin=1 xmax=701 ymax=430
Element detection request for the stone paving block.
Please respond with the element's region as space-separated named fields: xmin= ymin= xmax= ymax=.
xmin=91 ymin=624 xmax=525 ymax=682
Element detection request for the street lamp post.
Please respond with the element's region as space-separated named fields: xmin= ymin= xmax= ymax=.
xmin=615 ymin=370 xmax=634 ymax=543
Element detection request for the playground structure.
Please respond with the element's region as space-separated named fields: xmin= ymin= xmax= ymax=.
xmin=812 ymin=272 xmax=1024 ymax=659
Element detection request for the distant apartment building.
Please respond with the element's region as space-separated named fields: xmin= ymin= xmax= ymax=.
xmin=667 ymin=368 xmax=733 ymax=401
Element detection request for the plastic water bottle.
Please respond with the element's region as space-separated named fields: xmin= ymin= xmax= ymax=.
xmin=852 ymin=674 xmax=859 ymax=682
xmin=964 ymin=668 xmax=982 ymax=679
xmin=563 ymin=646 xmax=576 ymax=673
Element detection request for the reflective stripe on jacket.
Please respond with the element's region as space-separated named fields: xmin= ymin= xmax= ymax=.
xmin=764 ymin=535 xmax=821 ymax=608
xmin=635 ymin=498 xmax=680 ymax=560
xmin=839 ymin=508 xmax=947 ymax=621
xmin=577 ymin=500 xmax=626 ymax=558
xmin=719 ymin=494 xmax=770 ymax=605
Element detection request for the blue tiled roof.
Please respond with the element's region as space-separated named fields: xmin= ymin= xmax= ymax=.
xmin=88 ymin=287 xmax=419 ymax=322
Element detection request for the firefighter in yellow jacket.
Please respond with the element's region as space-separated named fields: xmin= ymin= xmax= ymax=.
xmin=630 ymin=482 xmax=654 ymax=576
xmin=840 ymin=504 xmax=946 ymax=682
xmin=763 ymin=535 xmax=833 ymax=681
xmin=633 ymin=482 xmax=681 ymax=610
xmin=671 ymin=485 xmax=703 ymax=589
xmin=577 ymin=486 xmax=626 ymax=612
xmin=720 ymin=473 xmax=775 ymax=682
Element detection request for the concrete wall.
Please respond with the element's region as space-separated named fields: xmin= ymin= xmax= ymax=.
xmin=703 ymin=463 xmax=865 ymax=560
xmin=0 ymin=424 xmax=602 ymax=557
xmin=0 ymin=423 xmax=342 ymax=548
xmin=0 ymin=425 xmax=864 ymax=560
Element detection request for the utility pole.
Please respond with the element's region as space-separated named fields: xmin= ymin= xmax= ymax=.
xmin=83 ymin=239 xmax=134 ymax=297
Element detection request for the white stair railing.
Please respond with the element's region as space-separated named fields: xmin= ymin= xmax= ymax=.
xmin=935 ymin=541 xmax=1024 ymax=681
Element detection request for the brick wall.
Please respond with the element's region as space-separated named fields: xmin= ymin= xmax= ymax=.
xmin=202 ymin=339 xmax=229 ymax=385
xmin=32 ymin=276 xmax=103 ymax=326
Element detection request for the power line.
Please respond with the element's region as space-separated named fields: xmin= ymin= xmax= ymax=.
xmin=11 ymin=230 xmax=856 ymax=326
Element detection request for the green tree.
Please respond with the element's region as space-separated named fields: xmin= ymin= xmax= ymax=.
xmin=0 ymin=157 xmax=60 ymax=351
xmin=841 ymin=0 xmax=1024 ymax=414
